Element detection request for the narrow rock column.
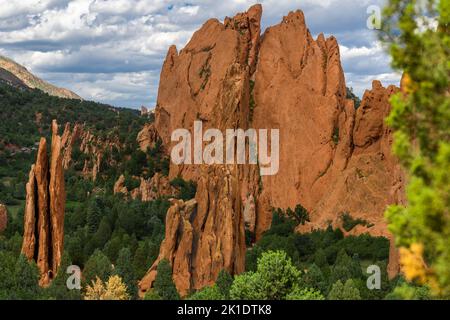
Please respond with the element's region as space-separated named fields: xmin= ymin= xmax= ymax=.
xmin=21 ymin=120 xmax=66 ymax=286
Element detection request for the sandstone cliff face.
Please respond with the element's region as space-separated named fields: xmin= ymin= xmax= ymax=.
xmin=0 ymin=203 xmax=7 ymax=233
xmin=139 ymin=4 xmax=262 ymax=296
xmin=140 ymin=5 xmax=405 ymax=295
xmin=21 ymin=120 xmax=66 ymax=286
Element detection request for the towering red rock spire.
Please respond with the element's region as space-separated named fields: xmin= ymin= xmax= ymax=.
xmin=140 ymin=4 xmax=263 ymax=296
xmin=21 ymin=120 xmax=66 ymax=286
xmin=140 ymin=5 xmax=405 ymax=296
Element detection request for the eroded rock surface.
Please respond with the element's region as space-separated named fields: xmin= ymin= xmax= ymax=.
xmin=114 ymin=173 xmax=176 ymax=202
xmin=21 ymin=120 xmax=66 ymax=286
xmin=137 ymin=123 xmax=160 ymax=152
xmin=140 ymin=5 xmax=405 ymax=295
xmin=61 ymin=122 xmax=121 ymax=181
xmin=139 ymin=4 xmax=261 ymax=296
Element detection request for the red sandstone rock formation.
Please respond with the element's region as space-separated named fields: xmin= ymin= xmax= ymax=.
xmin=139 ymin=5 xmax=405 ymax=295
xmin=21 ymin=120 xmax=66 ymax=286
xmin=61 ymin=122 xmax=121 ymax=181
xmin=137 ymin=123 xmax=160 ymax=152
xmin=140 ymin=4 xmax=261 ymax=296
xmin=0 ymin=203 xmax=7 ymax=233
xmin=140 ymin=199 xmax=197 ymax=296
xmin=113 ymin=172 xmax=176 ymax=201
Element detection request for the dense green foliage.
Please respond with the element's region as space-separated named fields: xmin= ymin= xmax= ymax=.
xmin=153 ymin=259 xmax=180 ymax=300
xmin=246 ymin=211 xmax=389 ymax=273
xmin=187 ymin=285 xmax=223 ymax=300
xmin=0 ymin=83 xmax=172 ymax=300
xmin=0 ymin=82 xmax=144 ymax=149
xmin=327 ymin=279 xmax=361 ymax=300
xmin=169 ymin=177 xmax=197 ymax=201
xmin=380 ymin=0 xmax=450 ymax=296
xmin=237 ymin=211 xmax=428 ymax=300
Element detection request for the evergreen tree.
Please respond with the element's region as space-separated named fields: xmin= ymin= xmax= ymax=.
xmin=286 ymin=287 xmax=325 ymax=300
xmin=154 ymin=259 xmax=180 ymax=300
xmin=83 ymin=250 xmax=113 ymax=286
xmin=229 ymin=272 xmax=265 ymax=300
xmin=300 ymin=264 xmax=327 ymax=294
xmin=313 ymin=249 xmax=328 ymax=269
xmin=11 ymin=255 xmax=42 ymax=300
xmin=256 ymin=251 xmax=301 ymax=300
xmin=114 ymin=247 xmax=137 ymax=298
xmin=328 ymin=279 xmax=361 ymax=300
xmin=230 ymin=251 xmax=301 ymax=300
xmin=216 ymin=269 xmax=233 ymax=299
xmin=91 ymin=217 xmax=112 ymax=249
xmin=188 ymin=285 xmax=224 ymax=300
xmin=86 ymin=198 xmax=102 ymax=234
xmin=0 ymin=251 xmax=17 ymax=299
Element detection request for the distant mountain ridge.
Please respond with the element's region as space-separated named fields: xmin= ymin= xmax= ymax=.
xmin=0 ymin=55 xmax=81 ymax=100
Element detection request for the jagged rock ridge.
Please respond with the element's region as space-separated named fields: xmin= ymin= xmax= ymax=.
xmin=139 ymin=5 xmax=405 ymax=296
xmin=113 ymin=172 xmax=177 ymax=202
xmin=21 ymin=120 xmax=66 ymax=286
xmin=60 ymin=122 xmax=122 ymax=181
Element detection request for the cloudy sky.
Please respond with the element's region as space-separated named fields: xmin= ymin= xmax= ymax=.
xmin=0 ymin=0 xmax=401 ymax=109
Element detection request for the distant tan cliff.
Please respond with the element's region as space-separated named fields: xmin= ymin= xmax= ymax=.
xmin=0 ymin=55 xmax=81 ymax=99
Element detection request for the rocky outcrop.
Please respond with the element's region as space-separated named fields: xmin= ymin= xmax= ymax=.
xmin=61 ymin=122 xmax=84 ymax=169
xmin=140 ymin=199 xmax=197 ymax=296
xmin=139 ymin=173 xmax=176 ymax=201
xmin=140 ymin=166 xmax=246 ymax=296
xmin=252 ymin=11 xmax=404 ymax=278
xmin=61 ymin=122 xmax=121 ymax=181
xmin=137 ymin=123 xmax=160 ymax=152
xmin=140 ymin=5 xmax=405 ymax=295
xmin=113 ymin=174 xmax=128 ymax=195
xmin=21 ymin=120 xmax=66 ymax=286
xmin=0 ymin=203 xmax=7 ymax=233
xmin=139 ymin=4 xmax=261 ymax=296
xmin=114 ymin=173 xmax=176 ymax=201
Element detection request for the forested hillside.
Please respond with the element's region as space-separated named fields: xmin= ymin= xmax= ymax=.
xmin=0 ymin=82 xmax=176 ymax=299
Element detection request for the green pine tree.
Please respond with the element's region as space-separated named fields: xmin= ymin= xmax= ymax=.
xmin=114 ymin=247 xmax=137 ymax=299
xmin=154 ymin=259 xmax=180 ymax=300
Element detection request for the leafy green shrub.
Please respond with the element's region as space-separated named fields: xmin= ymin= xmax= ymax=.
xmin=286 ymin=287 xmax=325 ymax=300
xmin=188 ymin=285 xmax=224 ymax=300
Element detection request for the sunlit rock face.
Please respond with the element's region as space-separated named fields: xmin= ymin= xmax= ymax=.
xmin=21 ymin=120 xmax=66 ymax=287
xmin=139 ymin=5 xmax=404 ymax=296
